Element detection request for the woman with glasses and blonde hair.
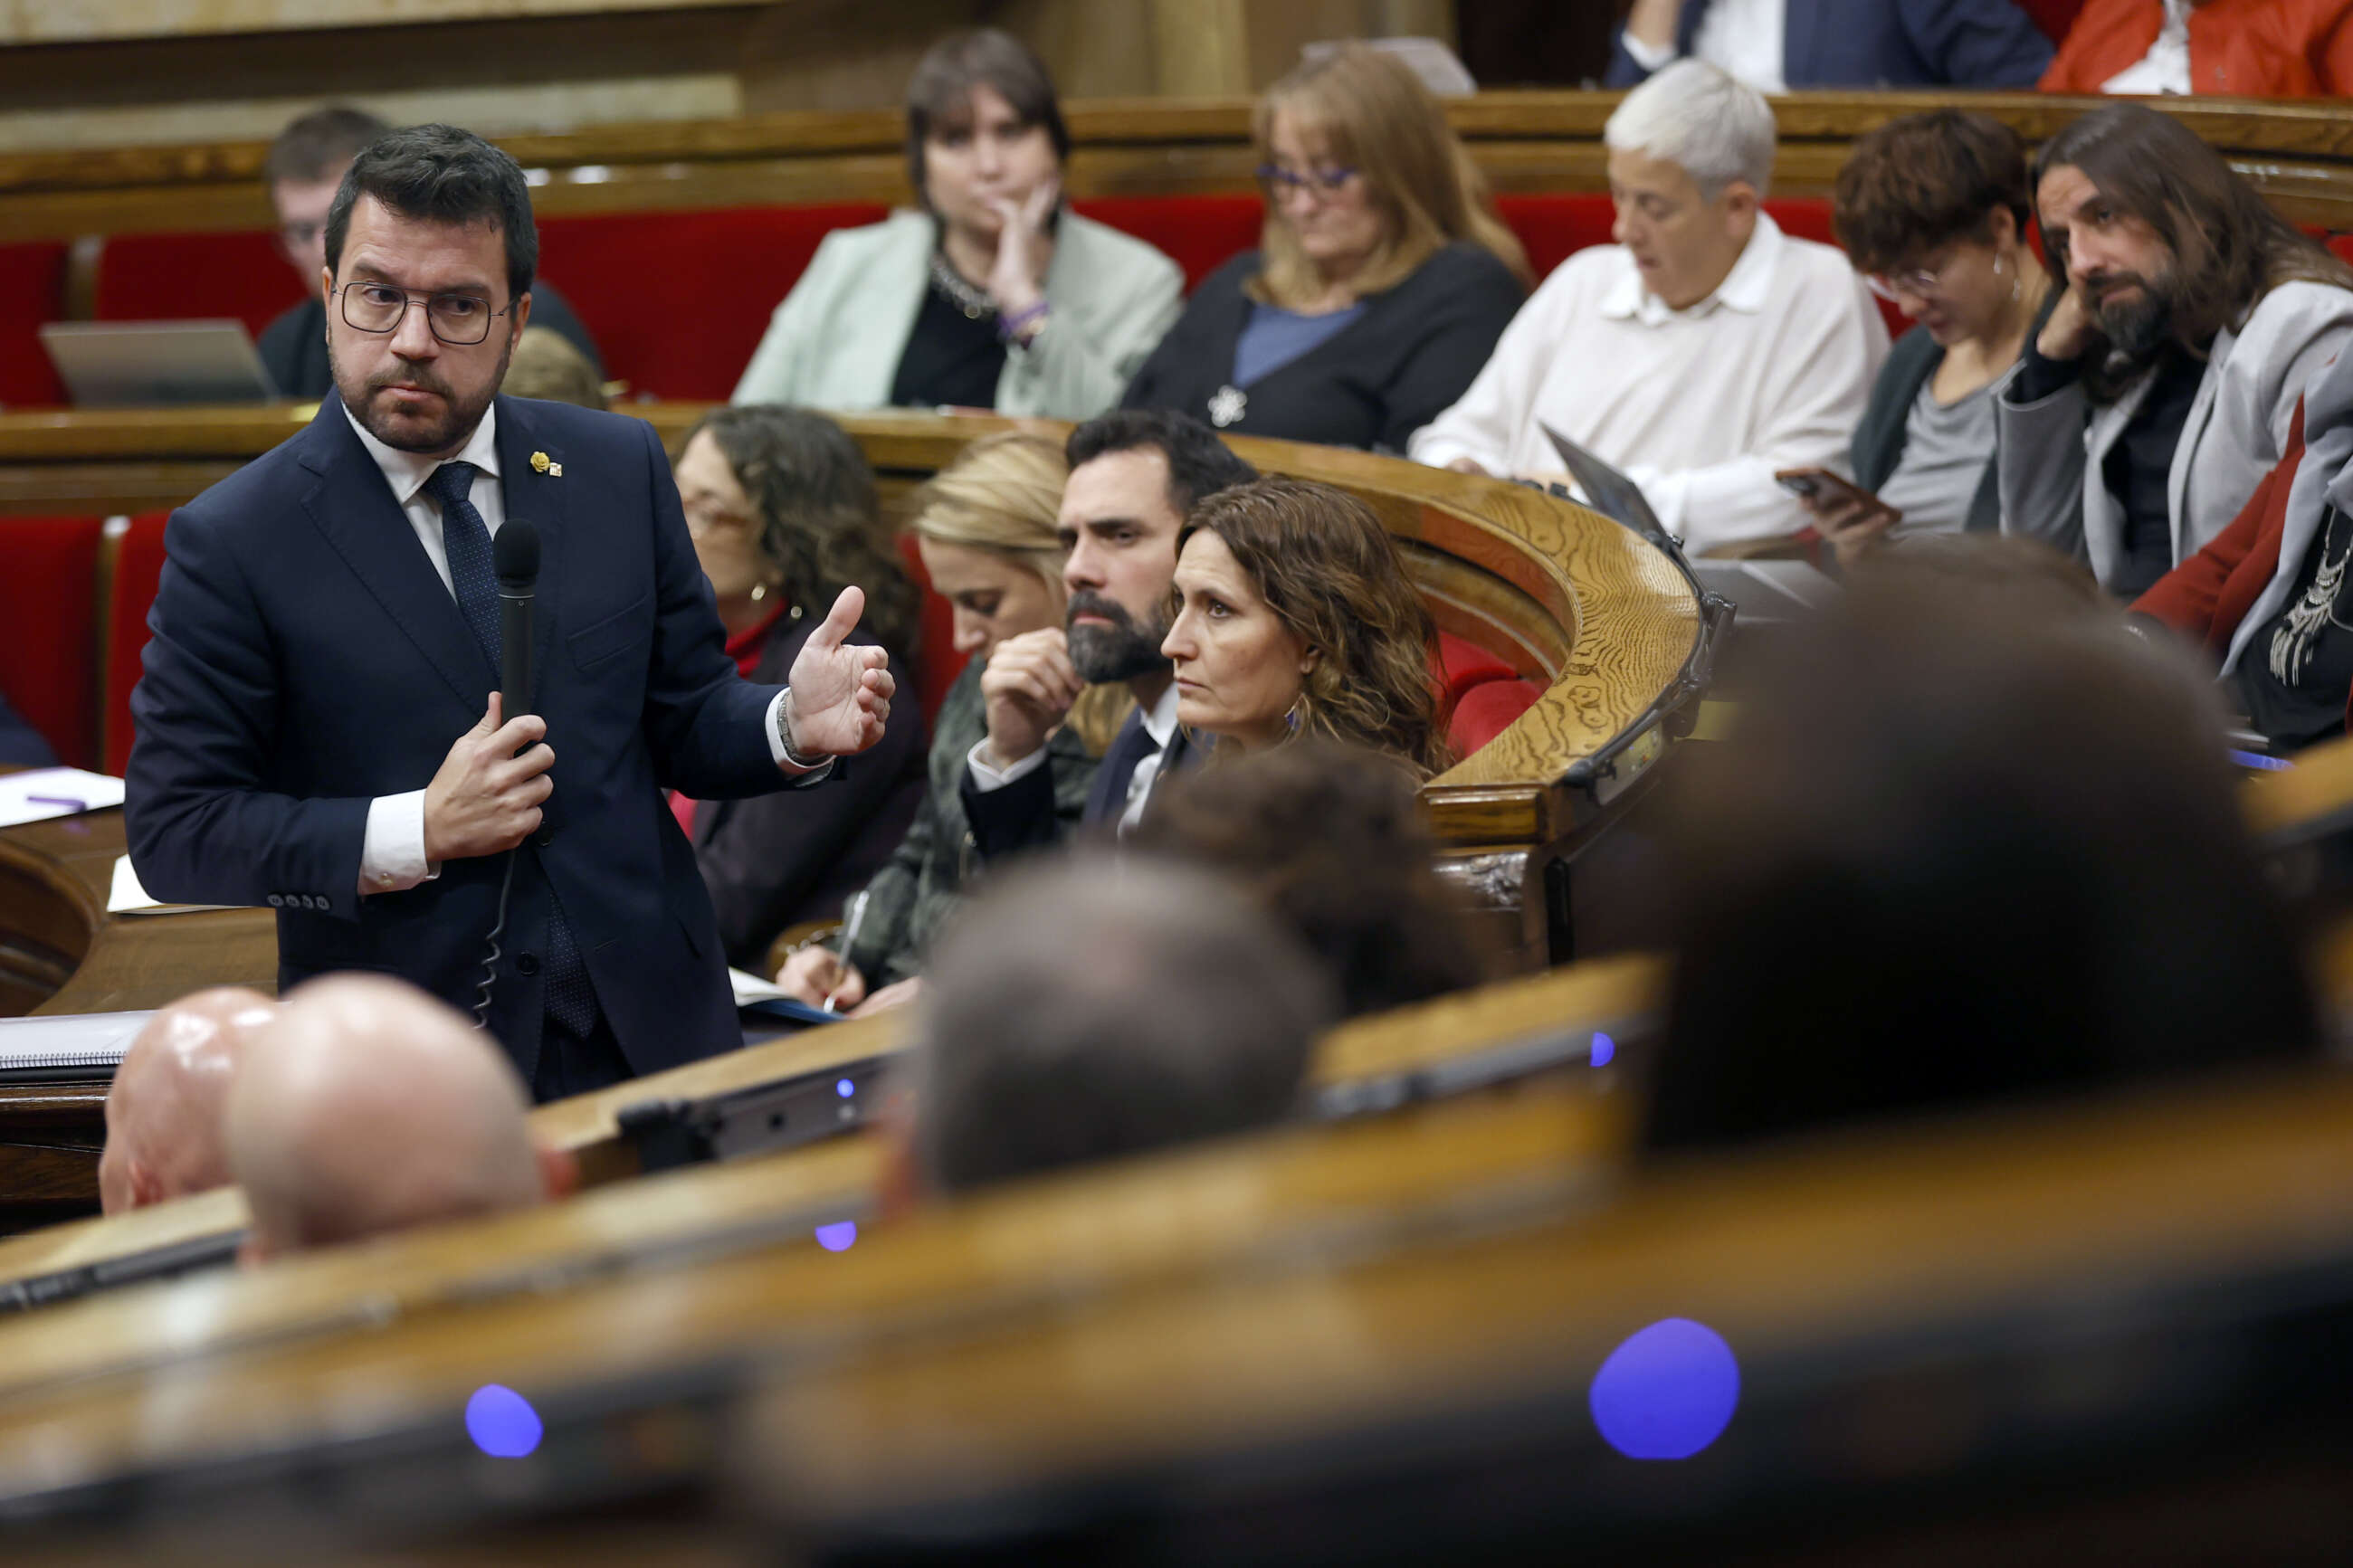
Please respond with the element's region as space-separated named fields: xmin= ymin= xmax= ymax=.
xmin=775 ymin=431 xmax=1123 ymax=1015
xmin=1161 ymin=477 xmax=1450 ymax=778
xmin=1120 ymin=44 xmax=1529 ymax=453
xmin=1797 ymin=109 xmax=2053 ymax=565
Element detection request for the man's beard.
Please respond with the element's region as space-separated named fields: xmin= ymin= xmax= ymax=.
xmin=1065 ymin=590 xmax=1170 ymax=684
xmin=2090 ymin=268 xmax=2177 ymax=361
xmin=330 ymin=335 xmax=510 ymax=454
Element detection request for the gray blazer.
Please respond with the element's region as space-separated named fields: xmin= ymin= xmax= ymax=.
xmin=1997 ymin=280 xmax=2353 ymax=589
xmin=730 ymin=208 xmax=1184 ymax=420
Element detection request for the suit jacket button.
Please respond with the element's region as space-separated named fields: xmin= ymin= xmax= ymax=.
xmin=517 ymin=953 xmax=541 ymax=976
xmin=267 ymin=894 xmax=284 ymax=908
xmin=535 ymin=828 xmax=555 ymax=847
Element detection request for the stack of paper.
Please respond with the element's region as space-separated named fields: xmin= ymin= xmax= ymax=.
xmin=0 ymin=768 xmax=124 ymax=829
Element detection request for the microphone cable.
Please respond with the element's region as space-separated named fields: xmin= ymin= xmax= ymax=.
xmin=473 ymin=848 xmax=519 ymax=1031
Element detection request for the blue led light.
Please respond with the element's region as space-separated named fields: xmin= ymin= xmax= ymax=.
xmin=1589 ymin=1318 xmax=1739 ymax=1460
xmin=464 ymin=1384 xmax=544 ymax=1459
xmin=835 ymin=1078 xmax=854 ymax=1098
xmin=815 ymin=1221 xmax=858 ymax=1252
xmin=1591 ymin=1031 xmax=1616 ymax=1067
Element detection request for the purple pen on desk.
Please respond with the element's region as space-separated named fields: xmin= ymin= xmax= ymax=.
xmin=25 ymin=795 xmax=84 ymax=811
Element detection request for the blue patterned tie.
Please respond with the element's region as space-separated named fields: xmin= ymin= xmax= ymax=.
xmin=424 ymin=461 xmax=601 ymax=1042
xmin=424 ymin=462 xmax=500 ymax=676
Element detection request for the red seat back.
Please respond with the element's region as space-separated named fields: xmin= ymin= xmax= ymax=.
xmin=103 ymin=512 xmax=173 ymax=777
xmin=1070 ymin=195 xmax=1267 ymax=291
xmin=93 ymin=232 xmax=306 ymax=342
xmin=537 ymin=203 xmax=889 ymax=400
xmin=0 ymin=242 xmax=70 ymax=408
xmin=1449 ymin=677 xmax=1543 ymax=756
xmin=0 ymin=517 xmax=105 ymax=769
xmin=2016 ymin=0 xmax=2086 ymax=43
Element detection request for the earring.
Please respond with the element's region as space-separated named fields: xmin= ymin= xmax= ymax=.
xmin=749 ymin=583 xmax=767 ymax=603
xmin=1283 ymin=693 xmax=1308 ymax=736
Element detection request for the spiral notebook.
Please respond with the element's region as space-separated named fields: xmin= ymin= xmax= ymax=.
xmin=0 ymin=1011 xmax=149 ymax=1079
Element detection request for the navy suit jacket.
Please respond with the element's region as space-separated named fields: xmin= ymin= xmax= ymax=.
xmin=958 ymin=706 xmax=1191 ymax=863
xmin=1605 ymin=0 xmax=2052 ymax=88
xmin=126 ymin=393 xmax=805 ymax=1082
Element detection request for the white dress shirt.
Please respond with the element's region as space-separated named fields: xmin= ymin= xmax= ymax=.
xmin=1406 ymin=214 xmax=1887 ymax=553
xmin=967 ymin=679 xmax=1180 ymax=834
xmin=1622 ymin=0 xmax=1790 ymax=92
xmin=2101 ymin=0 xmax=2194 ymax=94
xmin=347 ymin=403 xmax=806 ymax=895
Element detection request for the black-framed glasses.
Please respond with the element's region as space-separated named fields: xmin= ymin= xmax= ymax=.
xmin=334 ymin=281 xmax=515 ymax=346
xmin=1256 ymin=163 xmax=1359 ymax=197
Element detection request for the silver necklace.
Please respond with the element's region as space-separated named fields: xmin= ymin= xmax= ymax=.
xmin=2269 ymin=507 xmax=2353 ymax=685
xmin=929 ymin=252 xmax=996 ymax=321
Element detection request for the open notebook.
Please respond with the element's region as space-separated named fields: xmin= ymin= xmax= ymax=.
xmin=0 ymin=1012 xmax=150 ymax=1079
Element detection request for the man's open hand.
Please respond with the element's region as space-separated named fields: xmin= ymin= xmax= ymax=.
xmin=423 ymin=694 xmax=553 ymax=862
xmin=786 ymin=586 xmax=896 ymax=759
xmin=977 ymin=627 xmax=1082 ymax=770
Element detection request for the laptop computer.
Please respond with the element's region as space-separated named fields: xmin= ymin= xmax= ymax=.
xmin=1539 ymin=419 xmax=1837 ymax=623
xmin=39 ymin=320 xmax=278 ymax=407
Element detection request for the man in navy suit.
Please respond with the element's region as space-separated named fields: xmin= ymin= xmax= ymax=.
xmin=958 ymin=410 xmax=1256 ymax=860
xmin=1607 ymin=0 xmax=2053 ymax=90
xmin=126 ymin=125 xmax=894 ymax=1101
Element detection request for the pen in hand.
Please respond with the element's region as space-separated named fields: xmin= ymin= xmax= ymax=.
xmin=822 ymin=890 xmax=871 ymax=1014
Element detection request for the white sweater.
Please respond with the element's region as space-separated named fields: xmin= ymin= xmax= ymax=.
xmin=1408 ymin=214 xmax=1888 ymax=552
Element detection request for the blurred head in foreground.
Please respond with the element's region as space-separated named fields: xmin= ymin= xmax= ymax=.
xmin=502 ymin=325 xmax=606 ymax=409
xmin=1643 ymin=571 xmax=2318 ymax=1153
xmin=908 ymin=859 xmax=1336 ymax=1195
xmin=99 ymin=986 xmax=278 ymax=1215
xmin=227 ymin=975 xmax=574 ymax=1260
xmin=1130 ymin=738 xmax=1485 ymax=1017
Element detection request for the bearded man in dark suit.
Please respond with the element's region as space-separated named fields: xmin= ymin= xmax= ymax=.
xmin=127 ymin=125 xmax=895 ymax=1101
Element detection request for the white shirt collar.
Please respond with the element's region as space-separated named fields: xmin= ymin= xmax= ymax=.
xmin=341 ymin=398 xmax=502 ymax=508
xmin=1140 ymin=679 xmax=1182 ymax=747
xmin=1601 ymin=210 xmax=1786 ymax=327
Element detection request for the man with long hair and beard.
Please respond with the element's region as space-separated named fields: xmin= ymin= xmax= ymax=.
xmin=1999 ymin=102 xmax=2353 ymax=599
xmin=958 ymin=409 xmax=1256 ymax=859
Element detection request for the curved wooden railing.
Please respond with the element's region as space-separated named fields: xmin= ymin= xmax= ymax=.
xmin=9 ymin=92 xmax=2353 ymax=243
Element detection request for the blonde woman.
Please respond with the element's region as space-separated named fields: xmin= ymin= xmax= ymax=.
xmin=775 ymin=432 xmax=1119 ymax=1014
xmin=1120 ymin=43 xmax=1529 ymax=453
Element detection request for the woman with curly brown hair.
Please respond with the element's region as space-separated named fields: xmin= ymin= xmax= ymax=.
xmin=1160 ymin=476 xmax=1450 ymax=777
xmin=671 ymin=404 xmax=929 ymax=970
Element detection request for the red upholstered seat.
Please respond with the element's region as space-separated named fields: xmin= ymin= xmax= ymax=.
xmin=92 ymin=232 xmax=305 ymax=342
xmin=0 ymin=517 xmax=105 ymax=769
xmin=1449 ymin=676 xmax=1542 ymax=755
xmin=103 ymin=511 xmax=172 ymax=777
xmin=2016 ymin=0 xmax=2087 ymax=43
xmin=1070 ymin=195 xmax=1266 ymax=291
xmin=0 ymin=242 xmax=70 ymax=408
xmin=537 ymin=203 xmax=889 ymax=401
xmin=1434 ymin=631 xmax=1517 ymax=708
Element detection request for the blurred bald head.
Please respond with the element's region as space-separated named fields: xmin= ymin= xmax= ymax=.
xmin=226 ymin=974 xmax=560 ymax=1260
xmin=910 ymin=857 xmax=1337 ymax=1194
xmin=99 ymin=986 xmax=277 ymax=1215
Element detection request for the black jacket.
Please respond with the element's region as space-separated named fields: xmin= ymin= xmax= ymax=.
xmin=692 ymin=610 xmax=927 ymax=972
xmin=259 ymin=280 xmax=604 ymax=401
xmin=1121 ymin=242 xmax=1524 ymax=453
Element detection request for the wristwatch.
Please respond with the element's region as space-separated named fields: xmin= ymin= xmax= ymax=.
xmin=775 ymin=689 xmax=827 ymax=771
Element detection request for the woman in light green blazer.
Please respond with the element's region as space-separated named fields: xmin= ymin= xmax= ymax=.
xmin=732 ymin=28 xmax=1184 ymax=421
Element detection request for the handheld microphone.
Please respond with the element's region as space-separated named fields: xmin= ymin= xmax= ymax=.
xmin=494 ymin=520 xmax=540 ymax=722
